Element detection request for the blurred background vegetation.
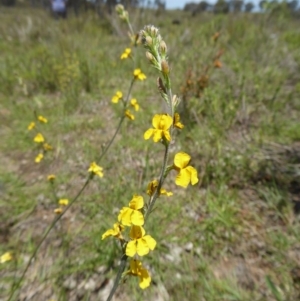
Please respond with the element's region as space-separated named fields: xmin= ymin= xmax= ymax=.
xmin=0 ymin=0 xmax=300 ymax=300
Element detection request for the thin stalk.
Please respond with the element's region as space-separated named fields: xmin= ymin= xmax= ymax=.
xmin=8 ymin=177 xmax=90 ymax=301
xmin=145 ymin=87 xmax=174 ymax=221
xmin=105 ymin=254 xmax=128 ymax=301
xmin=8 ymin=79 xmax=136 ymax=300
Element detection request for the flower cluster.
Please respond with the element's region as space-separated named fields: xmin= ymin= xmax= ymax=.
xmin=54 ymin=198 xmax=69 ymax=214
xmin=102 ymin=195 xmax=156 ymax=289
xmin=120 ymin=48 xmax=131 ymax=60
xmin=110 ymin=33 xmax=146 ymax=122
xmin=88 ymin=162 xmax=104 ymax=178
xmin=27 ymin=114 xmax=53 ymax=163
xmin=139 ymin=25 xmax=170 ymax=89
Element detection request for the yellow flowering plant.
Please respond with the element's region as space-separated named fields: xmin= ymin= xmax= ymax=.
xmin=27 ymin=113 xmax=53 ymax=164
xmin=10 ymin=5 xmax=151 ymax=301
xmin=11 ymin=5 xmax=199 ymax=301
xmin=100 ymin=7 xmax=199 ymax=301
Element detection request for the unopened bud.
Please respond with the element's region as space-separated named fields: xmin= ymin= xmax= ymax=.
xmin=159 ymin=40 xmax=167 ymax=55
xmin=150 ymin=25 xmax=159 ymax=36
xmin=145 ymin=36 xmax=153 ymax=46
xmin=172 ymin=95 xmax=180 ymax=107
xmin=146 ymin=51 xmax=155 ymax=62
xmin=115 ymin=4 xmax=124 ymax=14
xmin=120 ymin=11 xmax=128 ymax=21
xmin=161 ymin=60 xmax=169 ymax=75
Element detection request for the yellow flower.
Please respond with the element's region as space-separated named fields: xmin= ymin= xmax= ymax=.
xmin=127 ymin=259 xmax=151 ymax=289
xmin=54 ymin=208 xmax=63 ymax=214
xmin=125 ymin=109 xmax=135 ymax=120
xmin=0 ymin=252 xmax=12 ymax=263
xmin=130 ymin=98 xmax=139 ymax=111
xmin=147 ymin=180 xmax=173 ymax=197
xmin=112 ymin=91 xmax=123 ymax=103
xmin=43 ymin=143 xmax=53 ymax=151
xmin=47 ymin=174 xmax=56 ymax=181
xmin=120 ymin=48 xmax=131 ymax=59
xmin=102 ymin=223 xmax=125 ymax=240
xmin=174 ymin=113 xmax=184 ymax=129
xmin=118 ymin=195 xmax=144 ymax=226
xmin=144 ymin=114 xmax=173 ymax=142
xmin=88 ymin=162 xmax=104 ymax=178
xmin=35 ymin=153 xmax=44 ymax=163
xmin=126 ymin=225 xmax=156 ymax=257
xmin=34 ymin=133 xmax=45 ymax=143
xmin=133 ymin=68 xmax=146 ymax=81
xmin=27 ymin=122 xmax=35 ymax=131
xmin=173 ymin=152 xmax=198 ymax=188
xmin=38 ymin=115 xmax=48 ymax=123
xmin=59 ymin=199 xmax=69 ymax=206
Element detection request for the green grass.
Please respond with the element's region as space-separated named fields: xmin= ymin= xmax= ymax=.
xmin=0 ymin=5 xmax=300 ymax=301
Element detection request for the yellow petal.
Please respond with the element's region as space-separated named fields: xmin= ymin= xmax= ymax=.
xmin=186 ymin=166 xmax=199 ymax=185
xmin=102 ymin=228 xmax=115 ymax=240
xmin=163 ymin=130 xmax=171 ymax=141
xmin=47 ymin=174 xmax=56 ymax=181
xmin=174 ymin=152 xmax=191 ymax=169
xmin=125 ymin=110 xmax=135 ymax=120
xmin=136 ymin=239 xmax=150 ymax=256
xmin=118 ymin=207 xmax=133 ymax=226
xmin=130 ymin=210 xmax=144 ymax=226
xmin=147 ymin=180 xmax=158 ymax=196
xmin=160 ymin=114 xmax=173 ymax=130
xmin=130 ymin=225 xmax=145 ymax=239
xmin=153 ymin=129 xmax=163 ymax=142
xmin=38 ymin=115 xmax=48 ymax=123
xmin=35 ymin=153 xmax=44 ymax=163
xmin=129 ymin=259 xmax=141 ymax=274
xmin=0 ymin=252 xmax=12 ymax=263
xmin=144 ymin=128 xmax=154 ymax=140
xmin=59 ymin=199 xmax=69 ymax=206
xmin=143 ymin=235 xmax=156 ymax=251
xmin=126 ymin=240 xmax=137 ymax=257
xmin=152 ymin=114 xmax=161 ymax=128
xmin=111 ymin=96 xmax=119 ymax=103
xmin=27 ymin=122 xmax=35 ymax=130
xmin=34 ymin=133 xmax=45 ymax=143
xmin=175 ymin=169 xmax=190 ymax=188
xmin=160 ymin=188 xmax=173 ymax=196
xmin=139 ymin=268 xmax=151 ymax=289
xmin=54 ymin=208 xmax=63 ymax=214
xmin=129 ymin=195 xmax=144 ymax=210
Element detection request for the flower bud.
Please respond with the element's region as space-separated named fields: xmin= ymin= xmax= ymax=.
xmin=115 ymin=4 xmax=124 ymax=14
xmin=159 ymin=40 xmax=167 ymax=55
xmin=145 ymin=36 xmax=153 ymax=46
xmin=146 ymin=51 xmax=155 ymax=62
xmin=161 ymin=60 xmax=169 ymax=75
xmin=172 ymin=95 xmax=180 ymax=108
xmin=150 ymin=25 xmax=159 ymax=36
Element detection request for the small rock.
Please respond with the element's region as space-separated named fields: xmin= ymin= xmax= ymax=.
xmin=96 ymin=265 xmax=107 ymax=274
xmin=63 ymin=276 xmax=77 ymax=290
xmin=184 ymin=242 xmax=193 ymax=252
xmin=84 ymin=278 xmax=96 ymax=291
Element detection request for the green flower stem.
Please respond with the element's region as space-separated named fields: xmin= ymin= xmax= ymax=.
xmin=106 ymin=254 xmax=128 ymax=301
xmin=126 ymin=20 xmax=134 ymax=38
xmin=8 ymin=176 xmax=91 ymax=301
xmin=145 ymin=87 xmax=174 ymax=221
xmin=8 ymin=79 xmax=137 ymax=301
xmin=144 ymin=142 xmax=170 ymax=221
xmin=49 ymin=182 xmax=59 ymax=202
xmin=97 ymin=79 xmax=134 ymax=162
